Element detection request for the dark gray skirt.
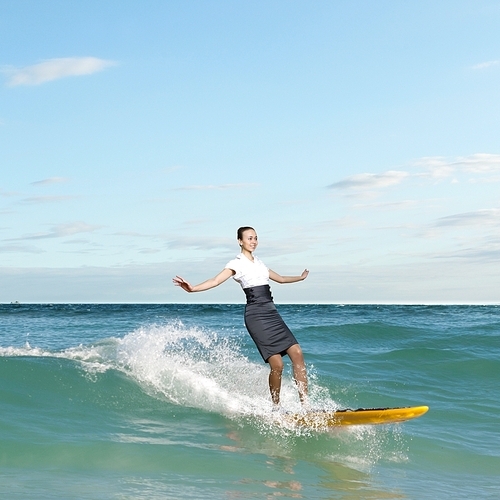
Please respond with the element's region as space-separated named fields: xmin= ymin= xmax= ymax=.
xmin=243 ymin=285 xmax=298 ymax=363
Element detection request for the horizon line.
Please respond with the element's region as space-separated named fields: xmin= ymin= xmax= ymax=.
xmin=3 ymin=301 xmax=499 ymax=306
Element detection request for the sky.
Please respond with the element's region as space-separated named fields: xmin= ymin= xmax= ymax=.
xmin=1 ymin=0 xmax=500 ymax=304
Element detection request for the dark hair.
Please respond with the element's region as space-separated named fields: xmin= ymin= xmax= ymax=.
xmin=237 ymin=226 xmax=255 ymax=240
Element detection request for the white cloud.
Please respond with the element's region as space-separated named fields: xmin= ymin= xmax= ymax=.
xmin=167 ymin=236 xmax=233 ymax=251
xmin=21 ymin=195 xmax=77 ymax=204
xmin=138 ymin=248 xmax=161 ymax=254
xmin=175 ymin=183 xmax=259 ymax=191
xmin=0 ymin=244 xmax=44 ymax=254
xmin=8 ymin=221 xmax=102 ymax=240
xmin=471 ymin=60 xmax=500 ymax=70
xmin=451 ymin=243 xmax=500 ymax=263
xmin=315 ymin=216 xmax=366 ymax=229
xmin=62 ymin=239 xmax=92 ymax=245
xmin=452 ymin=153 xmax=500 ymax=174
xmin=412 ymin=157 xmax=456 ymax=179
xmin=328 ymin=170 xmax=409 ymax=190
xmin=0 ymin=189 xmax=19 ymax=198
xmin=113 ymin=231 xmax=150 ymax=238
xmin=353 ymin=199 xmax=420 ymax=211
xmin=415 ymin=154 xmax=500 ymax=176
xmin=330 ymin=154 xmax=500 ymax=194
xmin=434 ymin=209 xmax=500 ymax=228
xmin=30 ymin=177 xmax=69 ymax=186
xmin=4 ymin=57 xmax=116 ymax=86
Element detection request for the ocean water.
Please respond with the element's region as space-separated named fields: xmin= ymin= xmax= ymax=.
xmin=0 ymin=303 xmax=499 ymax=499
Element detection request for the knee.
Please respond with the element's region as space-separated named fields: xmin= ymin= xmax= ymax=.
xmin=268 ymin=356 xmax=284 ymax=374
xmin=272 ymin=362 xmax=284 ymax=375
xmin=288 ymin=344 xmax=304 ymax=363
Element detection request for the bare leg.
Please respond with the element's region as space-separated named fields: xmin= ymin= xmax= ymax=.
xmin=286 ymin=344 xmax=308 ymax=406
xmin=267 ymin=354 xmax=284 ymax=406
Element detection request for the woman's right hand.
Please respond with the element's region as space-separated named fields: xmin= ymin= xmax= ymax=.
xmin=172 ymin=276 xmax=194 ymax=293
xmin=173 ymin=268 xmax=233 ymax=293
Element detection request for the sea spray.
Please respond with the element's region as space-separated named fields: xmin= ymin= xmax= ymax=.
xmin=115 ymin=321 xmax=271 ymax=414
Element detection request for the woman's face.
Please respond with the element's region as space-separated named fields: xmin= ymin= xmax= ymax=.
xmin=239 ymin=229 xmax=258 ymax=252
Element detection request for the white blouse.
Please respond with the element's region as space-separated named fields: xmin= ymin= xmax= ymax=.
xmin=225 ymin=254 xmax=269 ymax=289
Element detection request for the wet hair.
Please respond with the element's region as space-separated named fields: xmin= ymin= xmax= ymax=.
xmin=237 ymin=226 xmax=255 ymax=240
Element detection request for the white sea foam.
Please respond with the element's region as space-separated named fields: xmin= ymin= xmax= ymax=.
xmin=0 ymin=340 xmax=116 ymax=374
xmin=114 ymin=321 xmax=285 ymax=416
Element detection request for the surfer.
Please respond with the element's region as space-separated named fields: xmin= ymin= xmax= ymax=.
xmin=173 ymin=226 xmax=309 ymax=410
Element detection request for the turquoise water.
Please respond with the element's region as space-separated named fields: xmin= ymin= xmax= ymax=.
xmin=1 ymin=304 xmax=499 ymax=499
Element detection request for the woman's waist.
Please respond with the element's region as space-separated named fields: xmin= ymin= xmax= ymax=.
xmin=243 ymin=284 xmax=274 ymax=304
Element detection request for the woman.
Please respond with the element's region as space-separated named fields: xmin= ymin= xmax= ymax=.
xmin=173 ymin=226 xmax=309 ymax=409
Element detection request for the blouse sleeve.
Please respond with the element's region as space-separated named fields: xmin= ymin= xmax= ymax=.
xmin=225 ymin=258 xmax=241 ymax=279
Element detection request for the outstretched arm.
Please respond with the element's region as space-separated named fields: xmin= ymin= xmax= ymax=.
xmin=269 ymin=269 xmax=309 ymax=284
xmin=173 ymin=268 xmax=235 ymax=293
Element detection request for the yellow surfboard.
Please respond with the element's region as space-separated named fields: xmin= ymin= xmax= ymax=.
xmin=283 ymin=406 xmax=429 ymax=428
